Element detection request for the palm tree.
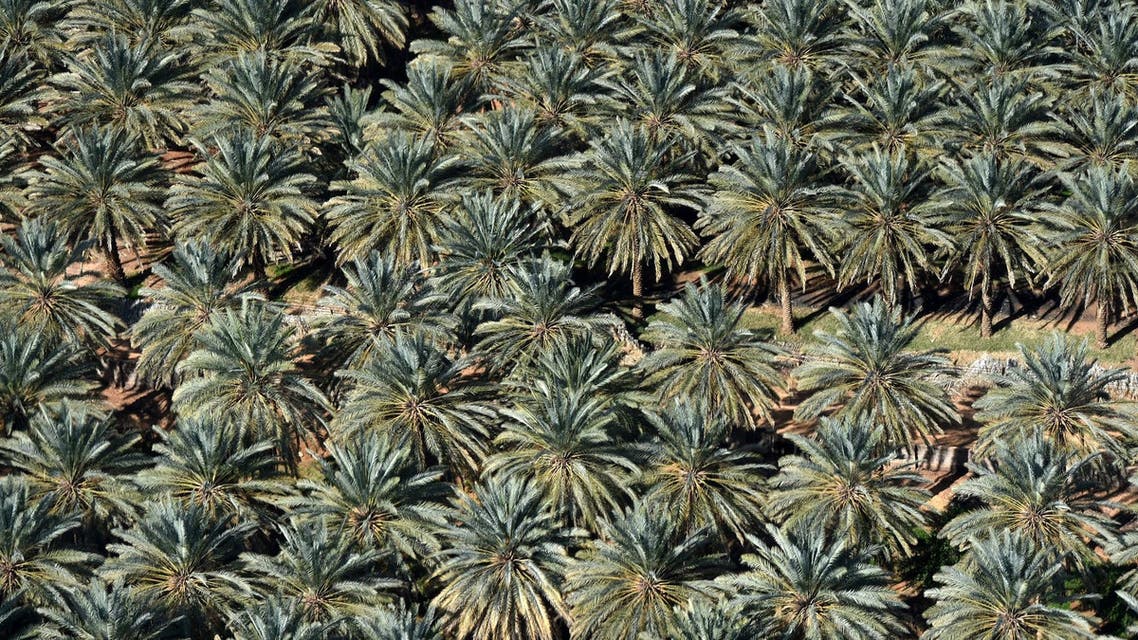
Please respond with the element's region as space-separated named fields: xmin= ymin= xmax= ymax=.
xmin=0 ymin=0 xmax=68 ymax=69
xmin=195 ymin=51 xmax=329 ymax=145
xmin=491 ymin=46 xmax=604 ymax=137
xmin=535 ymin=0 xmax=625 ymax=64
xmin=824 ymin=64 xmax=948 ymax=157
xmin=411 ymin=0 xmax=526 ymax=91
xmin=939 ymin=153 xmax=1049 ymax=337
xmin=742 ymin=0 xmax=845 ymax=70
xmin=972 ymin=333 xmax=1137 ymax=458
xmin=565 ymin=503 xmax=726 ymax=640
xmin=36 ymin=578 xmax=179 ymax=640
xmin=0 ymin=329 xmax=96 ymax=435
xmin=135 ymin=418 xmax=289 ymax=526
xmin=640 ymin=402 xmax=767 ymax=544
xmin=0 ymin=476 xmax=96 ymax=605
xmin=222 ymin=596 xmax=328 ymax=640
xmin=697 ymin=129 xmax=844 ymax=335
xmin=173 ymin=302 xmax=328 ymax=467
xmin=952 ymin=0 xmax=1059 ymax=79
xmin=0 ymin=403 xmax=143 ymax=530
xmin=326 ymin=132 xmax=460 ymax=265
xmin=733 ymin=65 xmax=831 ymax=145
xmin=951 ymin=76 xmax=1067 ymax=165
xmin=242 ymin=519 xmax=396 ymax=621
xmin=0 ymin=219 xmax=123 ymax=347
xmin=326 ymin=85 xmax=374 ymax=166
xmin=333 ymin=331 xmax=493 ymax=474
xmin=1067 ymin=2 xmax=1138 ymax=97
xmin=566 ymin=119 xmax=703 ymax=300
xmin=639 ymin=279 xmax=784 ymax=428
xmin=842 ymin=0 xmax=949 ymax=72
xmin=101 ymin=499 xmax=252 ymax=636
xmin=62 ymin=0 xmax=196 ymax=48
xmin=24 ymin=127 xmax=166 ymax=284
xmin=0 ymin=139 xmax=23 ymax=219
xmin=374 ymin=60 xmax=471 ymax=147
xmin=767 ymin=416 xmax=929 ymax=558
xmin=132 ymin=242 xmax=259 ymax=388
xmin=0 ymin=43 xmax=45 ymax=149
xmin=312 ymin=0 xmax=406 ymax=68
xmin=311 ymin=251 xmax=450 ymax=370
xmin=942 ymin=431 xmax=1118 ymax=575
xmin=642 ymin=599 xmax=748 ymax=640
xmin=50 ymin=34 xmax=194 ymax=149
xmin=838 ymin=149 xmax=952 ymax=310
xmin=1045 ymin=165 xmax=1138 ymax=348
xmin=922 ymin=531 xmax=1098 ymax=640
xmin=287 ymin=431 xmax=448 ymax=564
xmin=636 ymin=0 xmax=741 ymax=80
xmin=1063 ymin=90 xmax=1138 ymax=171
xmin=352 ymin=603 xmax=443 ymax=640
xmin=484 ymin=386 xmax=637 ymax=530
xmin=183 ymin=0 xmax=329 ymax=66
xmin=792 ymin=298 xmax=959 ymax=450
xmin=728 ymin=524 xmax=908 ymax=640
xmin=167 ymin=133 xmax=318 ymax=281
xmin=431 ymin=478 xmax=572 ymax=640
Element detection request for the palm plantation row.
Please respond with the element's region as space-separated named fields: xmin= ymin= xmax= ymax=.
xmin=3 ymin=0 xmax=1138 ymax=638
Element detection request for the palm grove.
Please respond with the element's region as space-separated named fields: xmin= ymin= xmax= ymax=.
xmin=5 ymin=0 xmax=1138 ymax=638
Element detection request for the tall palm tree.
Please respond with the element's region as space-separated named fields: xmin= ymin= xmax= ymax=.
xmin=733 ymin=65 xmax=831 ymax=145
xmin=1063 ymin=90 xmax=1138 ymax=171
xmin=333 ymin=331 xmax=493 ymax=474
xmin=431 ymin=477 xmax=572 ymax=640
xmin=939 ymin=153 xmax=1049 ymax=337
xmin=373 ymin=60 xmax=471 ymax=147
xmin=312 ymin=0 xmax=407 ymax=68
xmin=792 ymin=298 xmax=959 ymax=449
xmin=1045 ymin=165 xmax=1138 ymax=348
xmin=241 ymin=519 xmax=396 ymax=621
xmin=728 ymin=524 xmax=908 ymax=640
xmin=484 ymin=386 xmax=637 ymax=530
xmin=972 ymin=333 xmax=1137 ymax=458
xmin=565 ymin=503 xmax=726 ymax=640
xmin=922 ymin=531 xmax=1098 ymax=640
xmin=566 ymin=119 xmax=703 ymax=300
xmin=950 ymin=76 xmax=1067 ymax=165
xmin=24 ymin=127 xmax=166 ymax=284
xmin=824 ymin=64 xmax=948 ymax=157
xmin=132 ymin=242 xmax=259 ymax=388
xmin=640 ymin=402 xmax=767 ymax=544
xmin=767 ymin=416 xmax=929 ymax=558
xmin=0 ymin=329 xmax=96 ymax=435
xmin=639 ymin=279 xmax=784 ymax=429
xmin=491 ymin=46 xmax=604 ymax=137
xmin=167 ymin=133 xmax=318 ymax=281
xmin=697 ymin=129 xmax=844 ymax=335
xmin=326 ymin=132 xmax=461 ymax=265
xmin=35 ymin=578 xmax=179 ymax=640
xmin=173 ymin=302 xmax=328 ymax=467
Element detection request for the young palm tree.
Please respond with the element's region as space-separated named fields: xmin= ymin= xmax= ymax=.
xmin=639 ymin=279 xmax=784 ymax=429
xmin=101 ymin=500 xmax=252 ymax=635
xmin=173 ymin=303 xmax=328 ymax=467
xmin=241 ymin=519 xmax=397 ymax=621
xmin=942 ymin=431 xmax=1118 ymax=575
xmin=0 ymin=329 xmax=96 ymax=435
xmin=838 ymin=149 xmax=952 ymax=310
xmin=223 ymin=596 xmax=328 ymax=640
xmin=135 ymin=418 xmax=289 ymax=527
xmin=1045 ymin=166 xmax=1138 ymax=348
xmin=373 ymin=60 xmax=471 ymax=147
xmin=50 ymin=34 xmax=194 ymax=149
xmin=431 ymin=477 xmax=572 ymax=640
xmin=972 ymin=333 xmax=1137 ymax=458
xmin=36 ymin=578 xmax=179 ymax=640
xmin=24 ymin=127 xmax=166 ymax=284
xmin=697 ymin=129 xmax=844 ymax=335
xmin=567 ymin=120 xmax=703 ymax=300
xmin=767 ymin=416 xmax=929 ymax=558
xmin=311 ymin=251 xmax=450 ymax=370
xmin=326 ymin=132 xmax=461 ymax=265
xmin=484 ymin=386 xmax=637 ymax=530
xmin=287 ymin=431 xmax=448 ymax=564
xmin=0 ymin=476 xmax=96 ymax=605
xmin=792 ymin=298 xmax=959 ymax=449
xmin=167 ymin=133 xmax=318 ymax=281
xmin=922 ymin=531 xmax=1098 ymax=640
xmin=640 ymin=402 xmax=767 ymax=544
xmin=0 ymin=403 xmax=143 ymax=530
xmin=312 ymin=0 xmax=406 ymax=68
xmin=132 ymin=242 xmax=259 ymax=388
xmin=565 ymin=503 xmax=726 ymax=640
xmin=333 ymin=331 xmax=493 ymax=473
xmin=939 ymin=153 xmax=1049 ymax=337
xmin=728 ymin=524 xmax=908 ymax=640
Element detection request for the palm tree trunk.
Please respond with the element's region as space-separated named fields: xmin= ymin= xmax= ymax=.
xmin=251 ymin=251 xmax=269 ymax=291
xmin=778 ymin=276 xmax=794 ymax=335
xmin=631 ymin=261 xmax=644 ymax=319
xmin=1096 ymin=299 xmax=1110 ymax=349
xmin=980 ymin=282 xmax=993 ymax=339
xmin=104 ymin=233 xmax=126 ymax=286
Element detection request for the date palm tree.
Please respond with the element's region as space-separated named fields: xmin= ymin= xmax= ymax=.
xmin=732 ymin=64 xmax=831 ymax=145
xmin=431 ymin=477 xmax=572 ymax=640
xmin=491 ymin=46 xmax=604 ymax=137
xmin=922 ymin=531 xmax=1098 ymax=640
xmin=0 ymin=0 xmax=66 ymax=68
xmin=792 ymin=298 xmax=959 ymax=450
xmin=640 ymin=402 xmax=767 ymax=544
xmin=0 ymin=43 xmax=45 ymax=149
xmin=767 ymin=416 xmax=929 ymax=558
xmin=62 ymin=0 xmax=196 ymax=48
xmin=824 ymin=64 xmax=948 ymax=157
xmin=312 ymin=0 xmax=407 ymax=68
xmin=951 ymin=76 xmax=1067 ymax=165
xmin=24 ymin=127 xmax=166 ymax=284
xmin=183 ymin=0 xmax=331 ymax=66
xmin=373 ymin=60 xmax=471 ymax=147
xmin=636 ymin=0 xmax=741 ymax=80
xmin=222 ymin=596 xmax=328 ymax=640
xmin=697 ymin=130 xmax=843 ymax=334
xmin=639 ymin=279 xmax=784 ymax=429
xmin=536 ymin=0 xmax=625 ymax=64
xmin=411 ymin=0 xmax=526 ymax=91
xmin=35 ymin=578 xmax=179 ymax=640
xmin=167 ymin=133 xmax=318 ymax=281
xmin=565 ymin=503 xmax=726 ymax=640
xmin=352 ymin=603 xmax=443 ymax=640
xmin=742 ymin=0 xmax=845 ymax=71
xmin=0 ymin=329 xmax=96 ymax=435
xmin=642 ymin=599 xmax=748 ymax=640
xmin=1063 ymin=90 xmax=1138 ymax=171
xmin=1067 ymin=1 xmax=1138 ymax=97
xmin=728 ymin=524 xmax=908 ymax=640
xmin=843 ymin=0 xmax=949 ymax=72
